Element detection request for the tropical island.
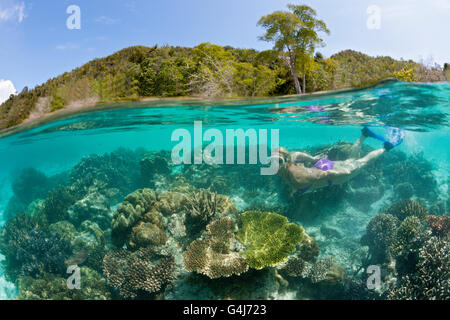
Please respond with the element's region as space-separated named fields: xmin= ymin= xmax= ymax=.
xmin=1 ymin=4 xmax=448 ymax=132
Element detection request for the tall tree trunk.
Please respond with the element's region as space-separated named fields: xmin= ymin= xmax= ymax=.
xmin=288 ymin=52 xmax=302 ymax=94
xmin=302 ymin=73 xmax=306 ymax=94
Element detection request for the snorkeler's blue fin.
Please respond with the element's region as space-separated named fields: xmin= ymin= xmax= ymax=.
xmin=362 ymin=126 xmax=385 ymax=141
xmin=363 ymin=126 xmax=404 ymax=150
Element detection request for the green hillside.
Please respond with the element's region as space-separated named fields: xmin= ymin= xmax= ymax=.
xmin=0 ymin=44 xmax=447 ymax=131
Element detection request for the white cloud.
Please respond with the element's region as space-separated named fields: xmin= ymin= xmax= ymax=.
xmin=0 ymin=1 xmax=26 ymax=23
xmin=0 ymin=80 xmax=17 ymax=104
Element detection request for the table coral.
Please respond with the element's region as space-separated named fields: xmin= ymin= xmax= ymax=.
xmin=236 ymin=211 xmax=305 ymax=270
xmin=183 ymin=217 xmax=248 ymax=279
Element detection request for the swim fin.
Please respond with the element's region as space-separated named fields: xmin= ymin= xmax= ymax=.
xmin=362 ymin=126 xmax=404 ymax=150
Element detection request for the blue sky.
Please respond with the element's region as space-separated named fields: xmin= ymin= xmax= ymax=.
xmin=0 ymin=0 xmax=449 ymax=99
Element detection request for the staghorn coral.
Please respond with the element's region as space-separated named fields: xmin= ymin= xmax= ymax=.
xmin=361 ymin=214 xmax=400 ymax=263
xmin=236 ymin=211 xmax=305 ymax=270
xmin=184 ymin=189 xmax=237 ymax=237
xmin=103 ymin=247 xmax=175 ymax=299
xmin=385 ymin=199 xmax=428 ymax=222
xmin=392 ymin=216 xmax=427 ymax=257
xmin=388 ymin=236 xmax=449 ymax=300
xmin=183 ymin=217 xmax=248 ymax=279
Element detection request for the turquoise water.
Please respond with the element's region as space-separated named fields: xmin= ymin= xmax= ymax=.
xmin=0 ymin=80 xmax=449 ymax=300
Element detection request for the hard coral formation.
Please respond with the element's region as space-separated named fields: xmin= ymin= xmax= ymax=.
xmin=361 ymin=214 xmax=400 ymax=263
xmin=237 ymin=211 xmax=305 ymax=269
xmin=427 ymin=215 xmax=450 ymax=238
xmin=17 ymin=267 xmax=110 ymax=300
xmin=183 ymin=217 xmax=248 ymax=279
xmin=15 ymin=229 xmax=73 ymax=278
xmin=111 ymin=188 xmax=157 ymax=247
xmin=388 ymin=236 xmax=449 ymax=300
xmin=103 ymin=247 xmax=175 ymax=298
xmin=41 ymin=185 xmax=81 ymax=224
xmin=184 ymin=189 xmax=237 ymax=237
xmin=70 ymin=148 xmax=140 ymax=196
xmin=385 ymin=199 xmax=428 ymax=222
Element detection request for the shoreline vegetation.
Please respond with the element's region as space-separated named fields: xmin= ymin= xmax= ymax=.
xmin=1 ymin=4 xmax=449 ymax=135
xmin=0 ymin=78 xmax=404 ymax=138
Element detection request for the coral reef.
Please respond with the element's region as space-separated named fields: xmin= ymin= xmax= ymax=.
xmin=183 ymin=217 xmax=248 ymax=279
xmin=237 ymin=211 xmax=305 ymax=269
xmin=103 ymin=247 xmax=175 ymax=298
xmin=384 ymin=199 xmax=429 ymax=222
xmin=41 ymin=185 xmax=81 ymax=224
xmin=360 ymin=214 xmax=400 ymax=263
xmin=140 ymin=156 xmax=171 ymax=187
xmin=388 ymin=236 xmax=449 ymax=300
xmin=17 ymin=267 xmax=110 ymax=300
xmin=70 ymin=148 xmax=140 ymax=196
xmin=184 ymin=189 xmax=237 ymax=237
xmin=15 ymin=229 xmax=73 ymax=278
xmin=12 ymin=168 xmax=49 ymax=205
xmin=427 ymin=215 xmax=450 ymax=238
xmin=111 ymin=188 xmax=158 ymax=247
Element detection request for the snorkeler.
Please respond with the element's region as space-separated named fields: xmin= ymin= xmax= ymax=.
xmin=275 ymin=126 xmax=404 ymax=195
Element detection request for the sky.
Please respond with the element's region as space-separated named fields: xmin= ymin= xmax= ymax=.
xmin=0 ymin=0 xmax=449 ymax=102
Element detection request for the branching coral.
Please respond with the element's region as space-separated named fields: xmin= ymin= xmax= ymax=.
xmin=388 ymin=236 xmax=449 ymax=300
xmin=103 ymin=247 xmax=175 ymax=299
xmin=361 ymin=214 xmax=400 ymax=263
xmin=183 ymin=217 xmax=248 ymax=279
xmin=17 ymin=267 xmax=111 ymax=300
xmin=140 ymin=156 xmax=171 ymax=186
xmin=427 ymin=215 xmax=450 ymax=238
xmin=15 ymin=229 xmax=73 ymax=279
xmin=41 ymin=185 xmax=81 ymax=224
xmin=70 ymin=148 xmax=140 ymax=195
xmin=236 ymin=211 xmax=305 ymax=269
xmin=184 ymin=189 xmax=237 ymax=237
xmin=385 ymin=199 xmax=428 ymax=222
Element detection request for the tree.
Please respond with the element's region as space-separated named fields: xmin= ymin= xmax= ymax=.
xmin=288 ymin=4 xmax=330 ymax=93
xmin=258 ymin=11 xmax=304 ymax=94
xmin=258 ymin=5 xmax=329 ymax=94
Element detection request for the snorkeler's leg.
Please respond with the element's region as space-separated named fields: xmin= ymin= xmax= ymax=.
xmin=355 ymin=148 xmax=385 ymax=168
xmin=349 ymin=135 xmax=367 ymax=159
xmin=290 ymin=151 xmax=319 ymax=163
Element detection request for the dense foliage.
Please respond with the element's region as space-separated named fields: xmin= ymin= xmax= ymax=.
xmin=1 ymin=44 xmax=447 ymax=131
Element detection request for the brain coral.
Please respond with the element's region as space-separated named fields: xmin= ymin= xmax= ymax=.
xmin=236 ymin=211 xmax=305 ymax=270
xmin=183 ymin=217 xmax=248 ymax=279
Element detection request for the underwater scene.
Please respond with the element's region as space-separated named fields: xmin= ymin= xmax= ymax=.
xmin=0 ymin=80 xmax=448 ymax=300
